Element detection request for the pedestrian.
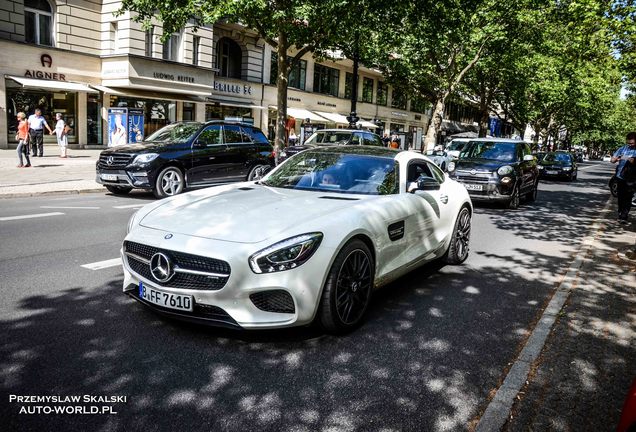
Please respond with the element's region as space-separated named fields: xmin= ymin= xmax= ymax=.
xmin=382 ymin=133 xmax=390 ymax=147
xmin=611 ymin=131 xmax=636 ymax=223
xmin=54 ymin=113 xmax=69 ymax=158
xmin=15 ymin=112 xmax=31 ymax=168
xmin=27 ymin=108 xmax=53 ymax=157
xmin=390 ymin=134 xmax=400 ymax=149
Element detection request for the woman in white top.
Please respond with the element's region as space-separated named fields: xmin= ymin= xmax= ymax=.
xmin=54 ymin=113 xmax=68 ymax=158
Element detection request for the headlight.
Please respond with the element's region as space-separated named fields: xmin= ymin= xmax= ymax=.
xmin=132 ymin=153 xmax=159 ymax=165
xmin=249 ymin=233 xmax=323 ymax=274
xmin=497 ymin=165 xmax=514 ymax=176
xmin=537 ymin=165 xmax=544 ymax=170
xmin=448 ymin=161 xmax=456 ymax=172
xmin=563 ymin=167 xmax=572 ymax=171
xmin=127 ymin=211 xmax=138 ymax=234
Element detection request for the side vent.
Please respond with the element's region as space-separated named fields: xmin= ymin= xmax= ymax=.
xmin=318 ymin=196 xmax=359 ymax=201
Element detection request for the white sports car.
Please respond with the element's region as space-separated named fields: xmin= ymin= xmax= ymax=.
xmin=122 ymin=146 xmax=472 ymax=333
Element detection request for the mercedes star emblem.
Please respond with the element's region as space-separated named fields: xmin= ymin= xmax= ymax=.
xmin=470 ymin=169 xmax=477 ymax=176
xmin=107 ymin=156 xmax=114 ymax=165
xmin=150 ymin=253 xmax=173 ymax=282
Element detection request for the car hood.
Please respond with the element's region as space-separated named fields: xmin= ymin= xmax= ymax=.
xmin=456 ymin=158 xmax=517 ymax=171
xmin=139 ymin=184 xmax=369 ymax=243
xmin=100 ymin=142 xmax=178 ymax=154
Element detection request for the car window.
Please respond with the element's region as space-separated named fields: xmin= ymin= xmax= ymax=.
xmin=427 ymin=162 xmax=445 ymax=183
xmin=350 ymin=133 xmax=362 ymax=145
xmin=244 ymin=127 xmax=269 ymax=145
xmin=196 ymin=125 xmax=222 ymax=146
xmin=147 ymin=122 xmax=201 ymax=143
xmin=407 ymin=162 xmax=435 ymax=184
xmin=223 ymin=125 xmax=245 ymax=144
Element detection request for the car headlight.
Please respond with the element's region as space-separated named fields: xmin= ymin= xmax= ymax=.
xmin=127 ymin=211 xmax=138 ymax=234
xmin=448 ymin=161 xmax=456 ymax=172
xmin=132 ymin=153 xmax=159 ymax=165
xmin=497 ymin=165 xmax=514 ymax=176
xmin=249 ymin=233 xmax=323 ymax=274
xmin=537 ymin=165 xmax=544 ymax=170
xmin=563 ymin=167 xmax=572 ymax=171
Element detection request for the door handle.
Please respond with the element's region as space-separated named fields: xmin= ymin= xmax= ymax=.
xmin=440 ymin=194 xmax=448 ymax=204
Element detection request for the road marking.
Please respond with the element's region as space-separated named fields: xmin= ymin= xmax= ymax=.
xmin=475 ymin=196 xmax=612 ymax=432
xmin=81 ymin=258 xmax=122 ymax=270
xmin=0 ymin=212 xmax=65 ymax=221
xmin=578 ymin=164 xmax=598 ymax=171
xmin=40 ymin=206 xmax=101 ymax=210
xmin=113 ymin=204 xmax=144 ymax=209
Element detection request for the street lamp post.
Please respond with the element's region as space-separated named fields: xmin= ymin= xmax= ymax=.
xmin=347 ymin=33 xmax=360 ymax=129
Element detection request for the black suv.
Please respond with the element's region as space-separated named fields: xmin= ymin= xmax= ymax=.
xmin=448 ymin=139 xmax=539 ymax=209
xmin=96 ymin=121 xmax=274 ymax=198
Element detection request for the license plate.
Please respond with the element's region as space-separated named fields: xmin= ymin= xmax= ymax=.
xmin=546 ymin=170 xmax=559 ymax=175
xmin=463 ymin=183 xmax=483 ymax=191
xmin=139 ymin=282 xmax=193 ymax=312
xmin=101 ymin=174 xmax=118 ymax=181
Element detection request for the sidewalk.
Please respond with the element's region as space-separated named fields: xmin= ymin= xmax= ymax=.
xmin=504 ymin=212 xmax=636 ymax=431
xmin=0 ymin=148 xmax=104 ymax=198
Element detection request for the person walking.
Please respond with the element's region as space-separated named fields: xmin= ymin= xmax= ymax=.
xmin=54 ymin=113 xmax=69 ymax=158
xmin=382 ymin=133 xmax=390 ymax=147
xmin=611 ymin=131 xmax=636 ymax=223
xmin=27 ymin=108 xmax=53 ymax=157
xmin=15 ymin=112 xmax=31 ymax=168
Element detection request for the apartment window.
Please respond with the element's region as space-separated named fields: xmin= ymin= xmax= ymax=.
xmin=162 ymin=32 xmax=181 ymax=61
xmin=216 ymin=37 xmax=242 ymax=78
xmin=25 ymin=0 xmax=53 ymax=46
xmin=362 ymin=77 xmax=374 ymax=103
xmin=270 ymin=54 xmax=307 ymax=90
xmin=313 ymin=64 xmax=339 ymax=97
xmin=391 ymin=88 xmax=407 ymax=110
xmin=411 ymin=95 xmax=429 ymax=113
xmin=144 ymin=26 xmax=154 ymax=57
xmin=109 ymin=22 xmax=119 ymax=54
xmin=344 ymin=72 xmax=353 ymax=99
xmin=377 ymin=82 xmax=387 ymax=106
xmin=192 ymin=36 xmax=200 ymax=65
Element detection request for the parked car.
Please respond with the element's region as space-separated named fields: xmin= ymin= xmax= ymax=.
xmin=280 ymin=129 xmax=384 ymax=160
xmin=618 ymin=378 xmax=636 ymax=432
xmin=446 ymin=138 xmax=471 ymax=161
xmin=424 ymin=148 xmax=451 ymax=171
xmin=602 ymin=154 xmax=612 ymax=162
xmin=96 ymin=121 xmax=274 ymax=198
xmin=533 ymin=151 xmax=547 ymax=162
xmin=448 ymin=138 xmax=539 ymax=209
xmin=123 ymin=146 xmax=472 ymax=333
xmin=538 ymin=151 xmax=578 ymax=181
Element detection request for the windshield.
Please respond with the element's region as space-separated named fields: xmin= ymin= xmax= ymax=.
xmin=145 ymin=122 xmax=201 ymax=143
xmin=460 ymin=141 xmax=517 ymax=162
xmin=447 ymin=141 xmax=467 ymax=152
xmin=305 ymin=131 xmax=353 ymax=145
xmin=543 ymin=153 xmax=571 ymax=163
xmin=261 ymin=151 xmax=398 ymax=195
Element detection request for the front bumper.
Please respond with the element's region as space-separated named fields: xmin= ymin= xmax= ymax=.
xmin=96 ymin=167 xmax=153 ymax=189
xmin=121 ymin=228 xmax=334 ymax=329
xmin=451 ymin=179 xmax=515 ymax=202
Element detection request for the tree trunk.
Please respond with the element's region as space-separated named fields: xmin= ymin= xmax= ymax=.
xmin=478 ymin=100 xmax=489 ymax=137
xmin=274 ymin=32 xmax=290 ymax=165
xmin=424 ymin=95 xmax=447 ymax=150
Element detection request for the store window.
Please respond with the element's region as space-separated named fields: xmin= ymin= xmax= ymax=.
xmin=110 ymin=96 xmax=177 ymax=137
xmin=391 ymin=88 xmax=407 ymax=110
xmin=183 ymin=102 xmax=195 ymax=121
xmin=87 ymin=94 xmax=102 ymax=144
xmin=344 ymin=72 xmax=353 ymax=99
xmin=313 ymin=64 xmax=339 ymax=97
xmin=377 ymin=81 xmax=387 ymax=106
xmin=362 ymin=77 xmax=374 ymax=103
xmin=6 ymin=80 xmax=76 ymax=141
xmin=145 ymin=26 xmax=154 ymax=57
xmin=205 ymin=104 xmax=253 ymax=123
xmin=216 ymin=38 xmax=242 ymax=79
xmin=25 ymin=0 xmax=53 ymax=46
xmin=162 ymin=32 xmax=181 ymax=62
xmin=269 ymin=54 xmax=306 ymax=90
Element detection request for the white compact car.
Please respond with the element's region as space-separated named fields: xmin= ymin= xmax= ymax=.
xmin=424 ymin=148 xmax=451 ymax=171
xmin=122 ymin=146 xmax=472 ymax=333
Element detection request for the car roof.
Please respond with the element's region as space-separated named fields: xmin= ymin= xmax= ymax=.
xmin=313 ymin=129 xmax=380 ymax=135
xmin=306 ymin=145 xmax=401 ymax=158
xmin=454 ymin=137 xmax=527 ymax=143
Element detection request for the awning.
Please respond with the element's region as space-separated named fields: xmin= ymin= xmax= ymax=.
xmin=218 ymin=101 xmax=265 ymax=110
xmin=7 ymin=75 xmax=97 ymax=93
xmin=358 ymin=119 xmax=380 ymax=129
xmin=270 ymin=106 xmax=328 ymax=123
xmin=91 ymin=85 xmax=206 ymax=103
xmin=314 ymin=111 xmax=350 ymax=124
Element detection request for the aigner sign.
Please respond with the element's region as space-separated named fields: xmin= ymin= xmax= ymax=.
xmin=24 ymin=54 xmax=67 ymax=81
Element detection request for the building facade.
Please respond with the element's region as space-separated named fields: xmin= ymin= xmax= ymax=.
xmin=2 ymin=1 xmax=471 ymax=151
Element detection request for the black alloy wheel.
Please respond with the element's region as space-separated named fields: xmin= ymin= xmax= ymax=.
xmin=443 ymin=206 xmax=471 ymax=264
xmin=319 ymin=239 xmax=374 ymax=334
xmin=247 ymin=164 xmax=272 ymax=181
xmin=105 ymin=185 xmax=132 ymax=195
xmin=154 ymin=166 xmax=185 ymax=199
xmin=507 ymin=186 xmax=520 ymax=209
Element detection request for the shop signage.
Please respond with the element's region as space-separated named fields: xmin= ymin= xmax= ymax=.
xmin=25 ymin=53 xmax=67 ymax=80
xmin=213 ymin=81 xmax=252 ymax=95
xmin=391 ymin=111 xmax=408 ymax=118
xmin=152 ymin=72 xmax=195 ymax=83
xmin=317 ymin=101 xmax=337 ymax=108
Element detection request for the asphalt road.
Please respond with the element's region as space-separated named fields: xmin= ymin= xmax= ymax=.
xmin=0 ymin=161 xmax=615 ymax=432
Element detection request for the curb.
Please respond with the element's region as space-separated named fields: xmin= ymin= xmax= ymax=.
xmin=0 ymin=188 xmax=105 ymax=199
xmin=475 ymin=196 xmax=613 ymax=432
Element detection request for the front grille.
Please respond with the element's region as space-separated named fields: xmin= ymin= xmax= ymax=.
xmin=454 ymin=170 xmax=492 ymax=183
xmin=124 ymin=241 xmax=231 ymax=290
xmin=98 ymin=153 xmax=134 ymax=169
xmin=250 ymin=290 xmax=295 ymax=314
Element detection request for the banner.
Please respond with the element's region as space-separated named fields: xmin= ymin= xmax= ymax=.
xmin=108 ymin=108 xmax=128 ymax=147
xmin=128 ymin=108 xmax=145 ymax=144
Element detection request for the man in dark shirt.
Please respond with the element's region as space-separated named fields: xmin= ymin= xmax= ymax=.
xmin=611 ymin=131 xmax=636 ymax=223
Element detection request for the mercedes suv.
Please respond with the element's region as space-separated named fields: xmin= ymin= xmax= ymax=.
xmin=448 ymin=138 xmax=539 ymax=209
xmin=96 ymin=121 xmax=274 ymax=198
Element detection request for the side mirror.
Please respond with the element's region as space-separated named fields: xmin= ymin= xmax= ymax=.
xmin=416 ymin=176 xmax=441 ymax=191
xmin=523 ymin=155 xmax=535 ymax=162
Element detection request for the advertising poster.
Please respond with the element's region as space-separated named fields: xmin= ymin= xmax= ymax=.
xmin=108 ymin=108 xmax=128 ymax=147
xmin=128 ymin=108 xmax=145 ymax=144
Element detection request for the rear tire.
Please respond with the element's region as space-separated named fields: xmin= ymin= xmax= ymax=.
xmin=319 ymin=239 xmax=374 ymax=334
xmin=105 ymin=185 xmax=132 ymax=195
xmin=153 ymin=166 xmax=184 ymax=199
xmin=443 ymin=207 xmax=471 ymax=264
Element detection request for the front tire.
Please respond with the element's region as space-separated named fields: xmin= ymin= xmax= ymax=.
xmin=443 ymin=206 xmax=471 ymax=264
xmin=247 ymin=164 xmax=272 ymax=181
xmin=507 ymin=186 xmax=520 ymax=209
xmin=525 ymin=181 xmax=538 ymax=202
xmin=319 ymin=239 xmax=374 ymax=334
xmin=153 ymin=166 xmax=184 ymax=199
xmin=105 ymin=185 xmax=132 ymax=195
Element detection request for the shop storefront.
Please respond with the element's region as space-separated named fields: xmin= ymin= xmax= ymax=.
xmin=206 ymin=78 xmax=264 ymax=127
